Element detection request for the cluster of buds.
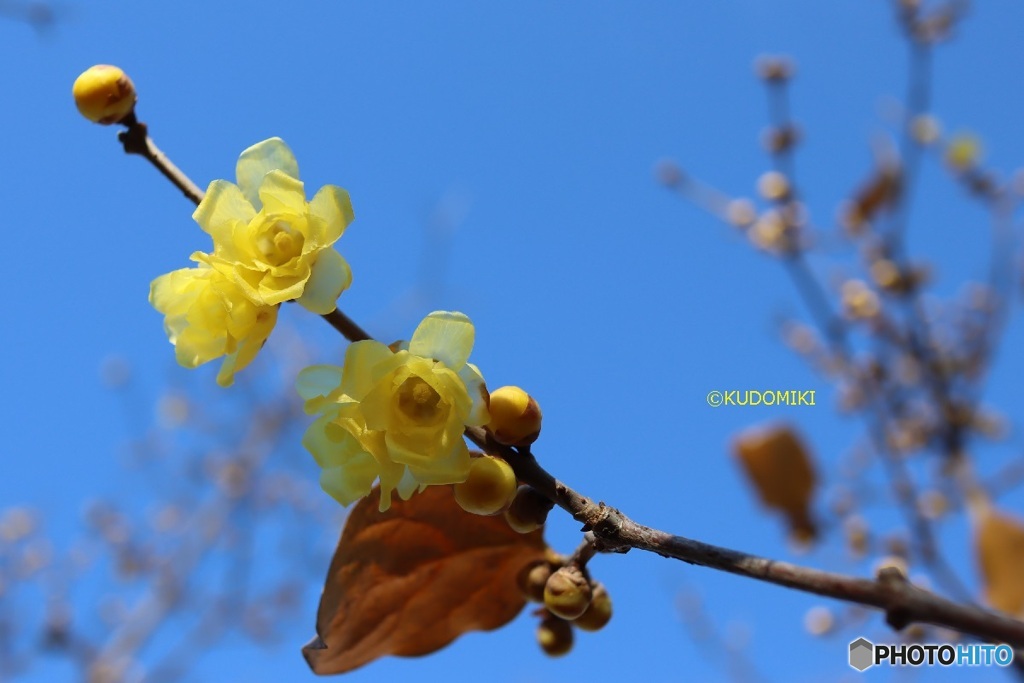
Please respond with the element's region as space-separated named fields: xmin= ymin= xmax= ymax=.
xmin=517 ymin=551 xmax=613 ymax=657
xmin=453 ymin=386 xmax=550 ymax=526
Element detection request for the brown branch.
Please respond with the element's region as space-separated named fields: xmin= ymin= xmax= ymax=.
xmin=466 ymin=428 xmax=1024 ymax=650
xmin=119 ymin=110 xmax=1024 ymax=656
xmin=119 ymin=116 xmax=205 ymax=205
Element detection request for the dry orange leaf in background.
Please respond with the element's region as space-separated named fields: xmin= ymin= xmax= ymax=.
xmin=303 ymin=485 xmax=547 ymax=675
xmin=974 ymin=506 xmax=1024 ymax=618
xmin=733 ymin=423 xmax=818 ymax=543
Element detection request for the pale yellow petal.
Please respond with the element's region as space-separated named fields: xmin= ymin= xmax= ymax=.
xmin=296 ymin=248 xmax=352 ymax=315
xmin=341 ymin=341 xmax=399 ymax=400
xmin=458 ymin=362 xmax=490 ymax=426
xmin=236 ymin=137 xmax=299 ymax=208
xmin=296 ymin=365 xmax=345 ymax=413
xmin=410 ymin=311 xmax=474 ymax=370
xmin=192 ymin=181 xmax=256 ymax=253
xmin=258 ymin=169 xmax=307 ymax=216
xmin=406 ymin=439 xmax=472 ymax=485
xmin=320 ymin=457 xmax=378 ymax=507
xmin=308 ymin=184 xmax=354 ymax=246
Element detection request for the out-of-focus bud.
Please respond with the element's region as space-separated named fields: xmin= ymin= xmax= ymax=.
xmin=504 ymin=485 xmax=553 ymax=534
xmin=573 ymin=582 xmax=612 ymax=632
xmin=841 ymin=280 xmax=881 ymax=320
xmin=762 ymin=125 xmax=801 ymax=154
xmin=945 ymin=134 xmax=982 ymax=172
xmin=804 ymin=606 xmax=834 ymax=637
xmin=517 ymin=559 xmax=553 ymax=603
xmin=870 ymin=259 xmax=902 ymax=292
xmin=757 ymin=171 xmax=791 ymax=202
xmin=755 ymin=55 xmax=795 ymax=82
xmin=73 ymin=65 xmax=137 ymax=125
xmin=654 ymin=159 xmax=684 ymax=187
xmin=910 ymin=114 xmax=941 ymax=146
xmin=544 ymin=566 xmax=592 ymax=621
xmin=873 ymin=555 xmax=909 ymax=579
xmin=725 ymin=198 xmax=757 ymax=229
xmin=453 ymin=454 xmax=518 ymax=516
xmin=487 ymin=386 xmax=542 ymax=447
xmin=537 ymin=615 xmax=574 ymax=657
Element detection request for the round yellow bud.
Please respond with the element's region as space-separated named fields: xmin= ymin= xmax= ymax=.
xmin=516 ymin=559 xmax=552 ymax=603
xmin=504 ymin=485 xmax=553 ymax=534
xmin=488 ymin=385 xmax=542 ymax=446
xmin=453 ymin=454 xmax=518 ymax=516
xmin=573 ymin=582 xmax=612 ymax=632
xmin=537 ymin=615 xmax=574 ymax=657
xmin=73 ymin=65 xmax=137 ymax=125
xmin=543 ymin=566 xmax=592 ymax=621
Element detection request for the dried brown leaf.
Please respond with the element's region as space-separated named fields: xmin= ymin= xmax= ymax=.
xmin=975 ymin=508 xmax=1024 ymax=618
xmin=733 ymin=423 xmax=818 ymax=542
xmin=303 ymin=485 xmax=546 ymax=675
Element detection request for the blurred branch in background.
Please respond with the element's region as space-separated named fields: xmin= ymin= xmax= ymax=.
xmin=0 ymin=0 xmax=55 ymax=31
xmin=659 ymin=0 xmax=1024 ymax=675
xmin=0 ymin=338 xmax=340 ymax=682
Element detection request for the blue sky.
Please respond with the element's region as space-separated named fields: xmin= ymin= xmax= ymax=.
xmin=4 ymin=1 xmax=1024 ymax=681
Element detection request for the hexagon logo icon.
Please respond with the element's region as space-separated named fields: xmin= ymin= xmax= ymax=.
xmin=849 ymin=637 xmax=874 ymax=671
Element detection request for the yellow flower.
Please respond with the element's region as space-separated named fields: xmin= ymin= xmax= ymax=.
xmin=194 ymin=138 xmax=354 ymax=314
xmin=296 ymin=311 xmax=490 ymax=511
xmin=150 ymin=262 xmax=278 ymax=387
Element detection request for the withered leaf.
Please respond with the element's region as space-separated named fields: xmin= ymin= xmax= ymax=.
xmin=303 ymin=485 xmax=546 ymax=675
xmin=733 ymin=423 xmax=818 ymax=542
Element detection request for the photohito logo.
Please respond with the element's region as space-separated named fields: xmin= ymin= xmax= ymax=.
xmin=848 ymin=637 xmax=1014 ymax=671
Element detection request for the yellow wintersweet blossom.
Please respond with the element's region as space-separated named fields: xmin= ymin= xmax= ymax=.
xmin=296 ymin=311 xmax=490 ymax=511
xmin=150 ymin=262 xmax=278 ymax=387
xmin=194 ymin=138 xmax=354 ymax=314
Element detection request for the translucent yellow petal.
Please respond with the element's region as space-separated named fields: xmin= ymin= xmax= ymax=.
xmin=410 ymin=311 xmax=475 ymax=370
xmin=217 ymin=306 xmax=276 ymax=386
xmin=192 ymin=181 xmax=256 ymax=253
xmin=384 ymin=429 xmax=444 ymax=471
xmin=396 ymin=467 xmax=420 ymax=501
xmin=406 ymin=439 xmax=472 ymax=485
xmin=296 ymin=365 xmax=345 ymax=413
xmin=258 ymin=169 xmax=307 ymax=216
xmin=296 ymin=248 xmax=352 ymax=315
xmin=320 ymin=456 xmax=378 ymax=507
xmin=150 ymin=267 xmax=210 ymax=320
xmin=458 ymin=362 xmax=490 ymax=426
xmin=236 ymin=137 xmax=299 ymax=209
xmin=308 ymin=184 xmax=354 ymax=246
xmin=258 ymin=271 xmax=309 ymax=306
xmin=341 ymin=341 xmax=400 ymax=400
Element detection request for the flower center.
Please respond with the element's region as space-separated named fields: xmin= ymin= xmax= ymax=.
xmin=396 ymin=376 xmax=443 ymax=424
xmin=257 ymin=219 xmax=304 ymax=267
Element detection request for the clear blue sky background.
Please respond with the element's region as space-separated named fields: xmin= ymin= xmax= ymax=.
xmin=4 ymin=1 xmax=1024 ymax=681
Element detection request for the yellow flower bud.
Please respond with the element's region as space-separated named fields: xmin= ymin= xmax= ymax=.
xmin=573 ymin=582 xmax=612 ymax=632
xmin=488 ymin=385 xmax=542 ymax=446
xmin=757 ymin=171 xmax=791 ymax=202
xmin=516 ymin=559 xmax=552 ymax=603
xmin=504 ymin=485 xmax=553 ymax=534
xmin=543 ymin=566 xmax=592 ymax=621
xmin=946 ymin=134 xmax=981 ymax=172
xmin=537 ymin=615 xmax=574 ymax=657
xmin=72 ymin=65 xmax=137 ymax=125
xmin=453 ymin=454 xmax=518 ymax=516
